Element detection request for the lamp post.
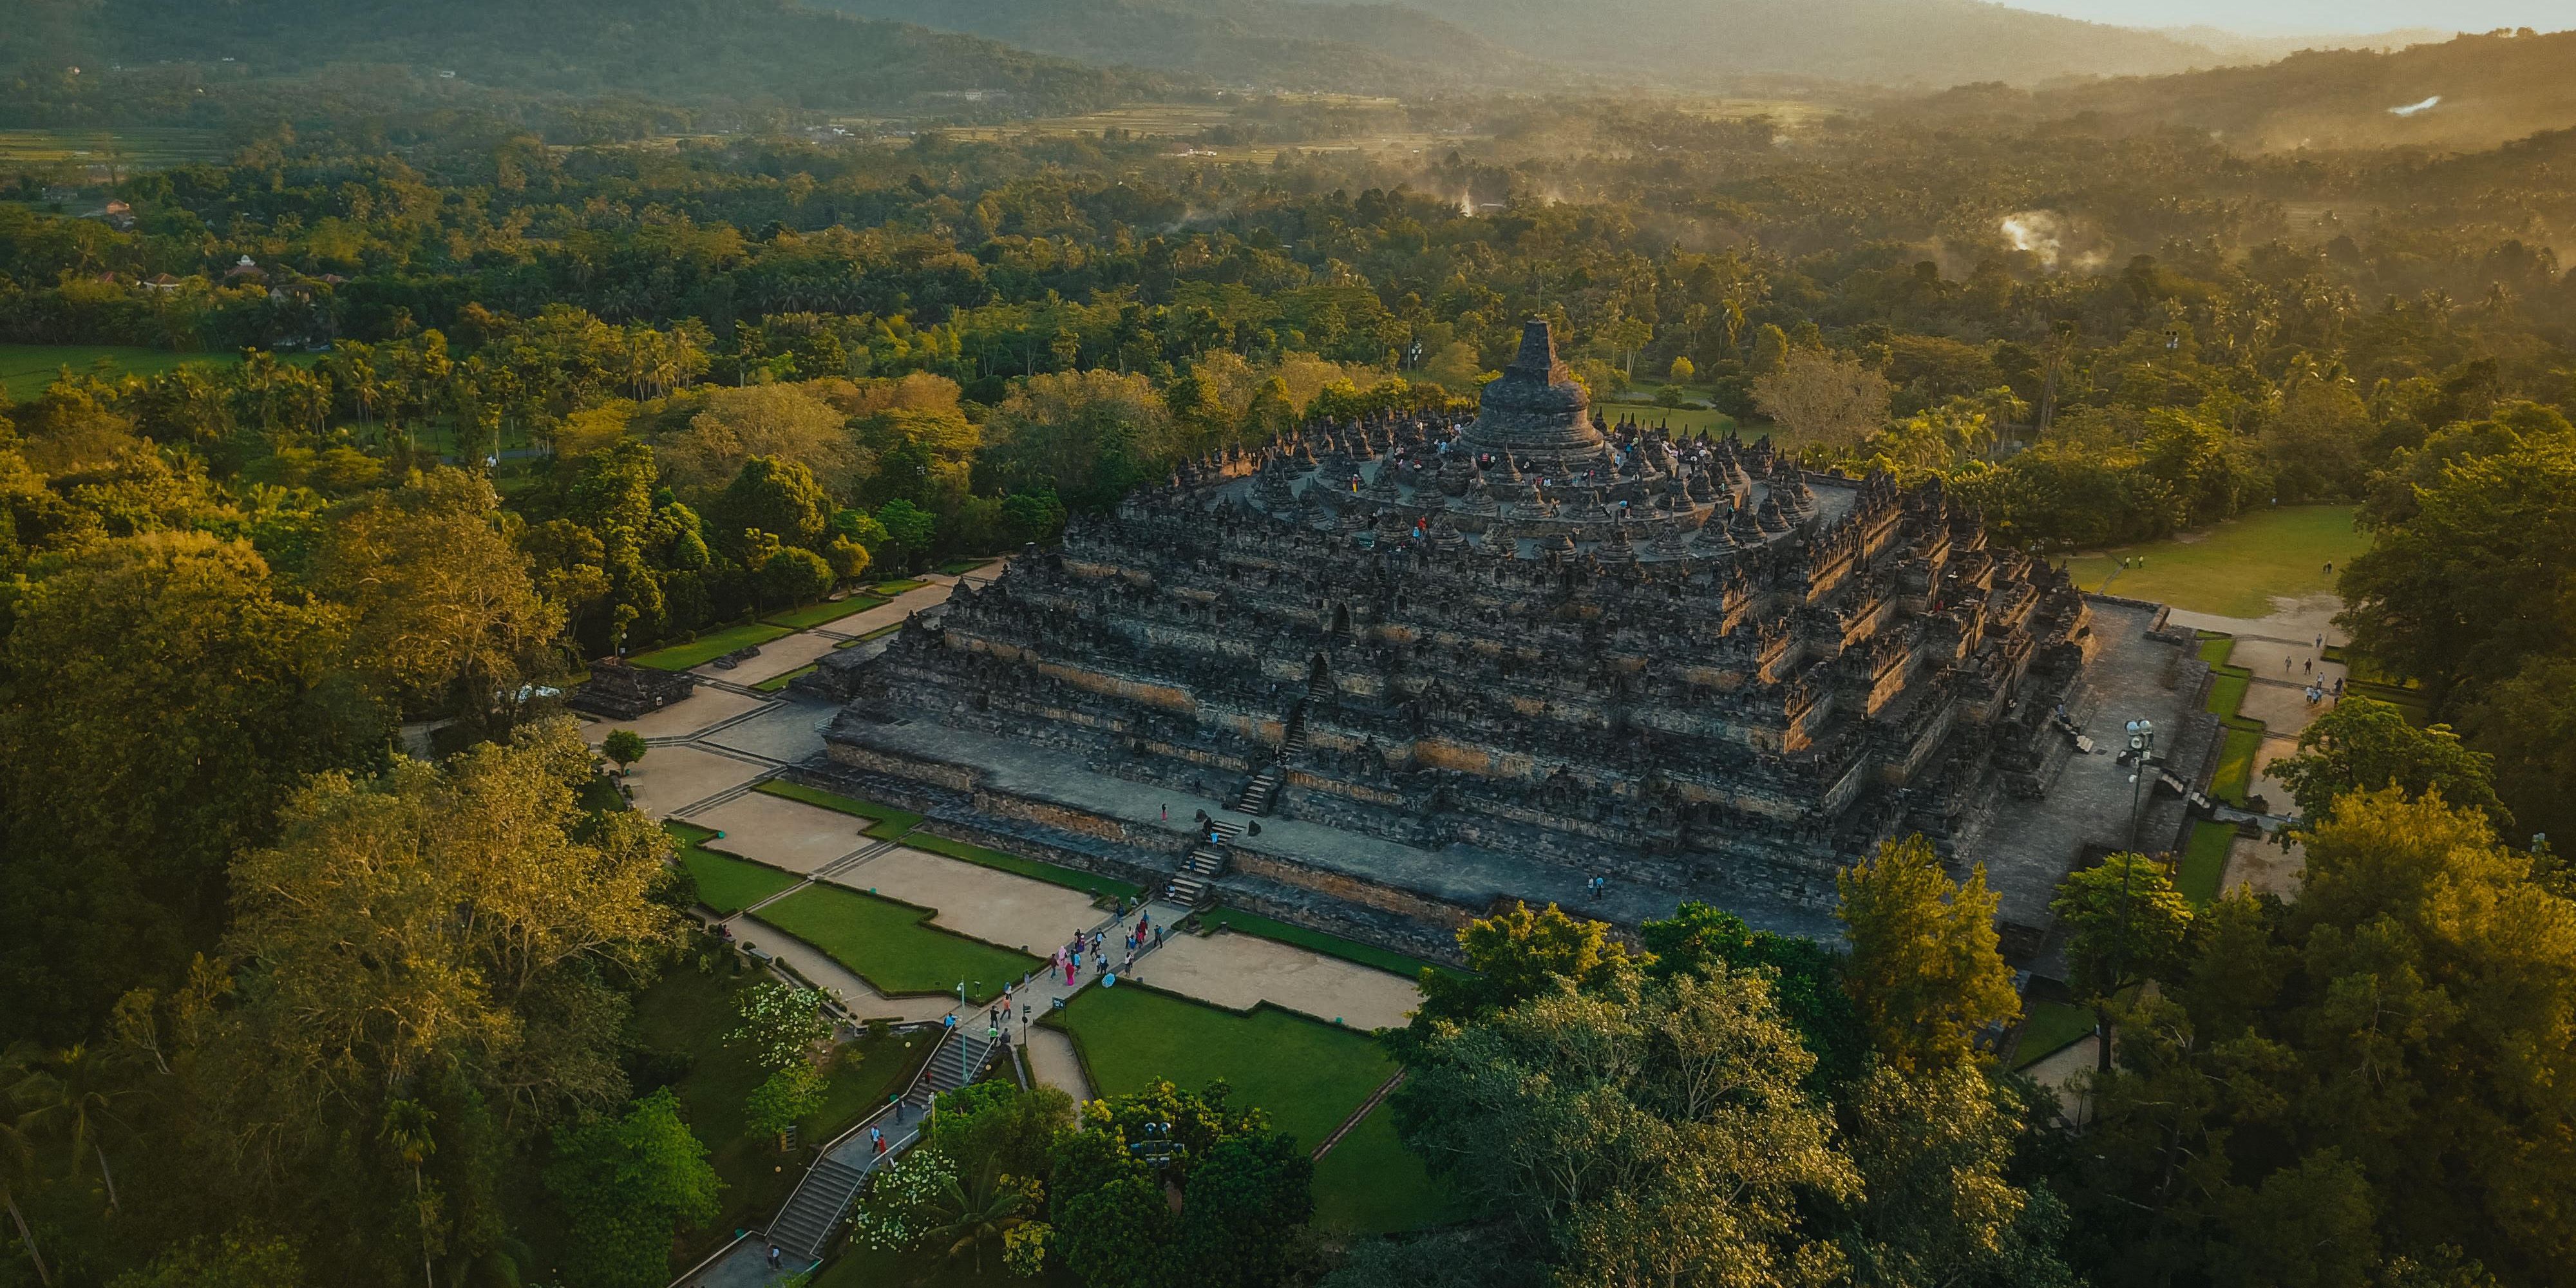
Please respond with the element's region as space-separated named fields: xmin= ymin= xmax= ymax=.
xmin=2099 ymin=718 xmax=2155 ymax=1077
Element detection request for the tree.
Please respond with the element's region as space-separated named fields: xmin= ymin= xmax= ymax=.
xmin=1641 ymin=901 xmax=1868 ymax=1088
xmin=660 ymin=382 xmax=859 ymax=495
xmin=214 ymin=720 xmax=679 ymax=1144
xmin=1837 ymin=1064 xmax=2076 ymax=1288
xmin=982 ymin=369 xmax=1178 ymax=510
xmin=545 ymin=1089 xmax=722 ymax=1288
xmin=917 ymin=1157 xmax=1045 ymax=1277
xmin=1836 ymin=836 xmax=2020 ymax=1072
xmin=2465 ymin=655 xmax=2576 ymax=849
xmin=2338 ymin=434 xmax=2576 ymax=702
xmin=2273 ymin=696 xmax=2506 ymax=828
xmin=744 ymin=1065 xmax=825 ymax=1151
xmin=1413 ymin=902 xmax=1636 ymax=1026
xmin=875 ymin=499 xmax=936 ymax=569
xmin=0 ymin=530 xmax=370 ymax=1045
xmin=314 ymin=469 xmax=565 ymax=732
xmin=2049 ymin=853 xmax=2193 ymax=1073
xmin=379 ymin=1100 xmax=440 ymax=1288
xmin=601 ymin=730 xmax=647 ymax=776
xmin=708 ymin=455 xmax=828 ymax=557
xmin=760 ymin=545 xmax=833 ymax=606
xmin=104 ymin=1230 xmax=303 ymax=1288
xmin=1048 ymin=1081 xmax=1307 ymax=1288
xmin=1394 ymin=970 xmax=1855 ymax=1283
xmin=931 ymin=1081 xmax=1074 ymax=1182
xmin=1754 ymin=346 xmax=1891 ymax=450
xmin=1667 ymin=355 xmax=1696 ymax=383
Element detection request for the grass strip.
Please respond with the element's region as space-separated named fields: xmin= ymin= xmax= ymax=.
xmin=2211 ymin=719 xmax=2266 ymax=806
xmin=904 ymin=831 xmax=1142 ymax=900
xmin=754 ymin=781 xmax=922 ymax=839
xmin=628 ymin=621 xmax=795 ymax=671
xmin=664 ymin=821 xmax=801 ymax=914
xmin=873 ymin=578 xmax=930 ymax=594
xmin=750 ymin=663 xmax=817 ymax=694
xmin=750 ymin=884 xmax=1037 ymax=1004
xmin=2177 ymin=820 xmax=2235 ymax=905
xmin=1207 ymin=907 xmax=1462 ymax=981
xmin=935 ymin=558 xmax=996 ymax=576
xmin=2012 ymin=999 xmax=2098 ymax=1069
xmin=761 ymin=594 xmax=889 ymax=630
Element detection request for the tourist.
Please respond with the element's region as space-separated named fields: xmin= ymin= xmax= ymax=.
xmin=768 ymin=1244 xmax=782 ymax=1270
xmin=942 ymin=1013 xmax=956 ymax=1033
xmin=870 ymin=1125 xmax=884 ymax=1155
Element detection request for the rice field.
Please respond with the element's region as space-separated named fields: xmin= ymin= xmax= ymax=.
xmin=0 ymin=128 xmax=224 ymax=169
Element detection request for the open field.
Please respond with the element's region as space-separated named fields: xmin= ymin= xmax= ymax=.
xmin=1 ymin=343 xmax=254 ymax=400
xmin=665 ymin=820 xmax=801 ymax=914
xmin=627 ymin=621 xmax=795 ymax=670
xmin=762 ymin=594 xmax=888 ymax=630
xmin=0 ymin=128 xmax=225 ymax=168
xmin=753 ymin=884 xmax=1038 ymax=1003
xmin=2064 ymin=506 xmax=2367 ymax=618
xmin=1052 ymin=982 xmax=1452 ymax=1232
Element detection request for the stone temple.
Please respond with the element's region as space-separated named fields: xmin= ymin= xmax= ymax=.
xmin=812 ymin=321 xmax=2219 ymax=961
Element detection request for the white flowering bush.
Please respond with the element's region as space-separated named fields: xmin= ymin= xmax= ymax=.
xmin=725 ymin=980 xmax=829 ymax=1072
xmin=849 ymin=1147 xmax=956 ymax=1251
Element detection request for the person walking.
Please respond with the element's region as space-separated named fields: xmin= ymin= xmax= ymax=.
xmin=870 ymin=1125 xmax=885 ymax=1156
xmin=768 ymin=1244 xmax=782 ymax=1270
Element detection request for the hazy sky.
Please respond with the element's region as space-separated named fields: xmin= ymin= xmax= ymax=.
xmin=2006 ymin=0 xmax=2571 ymax=35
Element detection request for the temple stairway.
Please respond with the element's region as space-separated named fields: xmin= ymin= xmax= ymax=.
xmin=1166 ymin=817 xmax=1244 ymax=905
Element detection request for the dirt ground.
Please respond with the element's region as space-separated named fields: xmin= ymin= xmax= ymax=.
xmin=618 ymin=745 xmax=764 ymax=818
xmin=828 ymin=846 xmax=1104 ymax=957
xmin=688 ymin=791 xmax=874 ymax=873
xmin=1137 ymin=930 xmax=1423 ymax=1032
xmin=2227 ymin=832 xmax=2307 ymax=899
xmin=580 ymin=688 xmax=764 ymax=744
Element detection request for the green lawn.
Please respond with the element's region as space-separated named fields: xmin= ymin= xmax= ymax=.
xmin=855 ymin=621 xmax=907 ymax=641
xmin=2063 ymin=506 xmax=2367 ymax=619
xmin=936 ymin=558 xmax=998 ymax=576
xmin=904 ymin=832 xmax=1141 ymax=900
xmin=1206 ymin=907 xmax=1457 ymax=985
xmin=1052 ymin=983 xmax=1452 ymax=1232
xmin=874 ymin=578 xmax=931 ymax=594
xmin=755 ymin=780 xmax=922 ymax=839
xmin=627 ymin=967 xmax=927 ymax=1272
xmin=751 ymin=884 xmax=1037 ymax=1004
xmin=628 ymin=621 xmax=796 ymax=670
xmin=2011 ymin=1000 xmax=2098 ymax=1070
xmin=665 ymin=821 xmax=802 ymax=914
xmin=2177 ymin=821 xmax=2235 ymax=905
xmin=752 ymin=663 xmax=818 ymax=694
xmin=1310 ymin=1104 xmax=1464 ymax=1233
xmin=2211 ymin=720 xmax=2266 ymax=806
xmin=0 ymin=343 xmax=271 ymax=401
xmin=763 ymin=594 xmax=889 ymax=630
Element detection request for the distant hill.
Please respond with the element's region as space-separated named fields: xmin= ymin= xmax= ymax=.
xmin=1 ymin=0 xmax=1157 ymax=120
xmin=1929 ymin=28 xmax=2576 ymax=152
xmin=1385 ymin=0 xmax=2230 ymax=87
xmin=2155 ymin=25 xmax=2454 ymax=65
xmin=819 ymin=0 xmax=1540 ymax=95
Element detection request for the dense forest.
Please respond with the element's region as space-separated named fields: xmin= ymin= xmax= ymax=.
xmin=6 ymin=5 xmax=2576 ymax=1285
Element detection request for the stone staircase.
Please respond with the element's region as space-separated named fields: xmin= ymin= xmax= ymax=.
xmin=1229 ymin=766 xmax=1284 ymax=816
xmin=762 ymin=1027 xmax=1001 ymax=1264
xmin=1165 ymin=818 xmax=1244 ymax=906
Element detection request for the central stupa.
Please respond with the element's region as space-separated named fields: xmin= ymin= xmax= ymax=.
xmin=1464 ymin=318 xmax=1610 ymax=471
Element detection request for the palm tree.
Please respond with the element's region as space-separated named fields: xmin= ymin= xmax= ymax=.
xmin=0 ymin=1048 xmax=52 ymax=1287
xmin=22 ymin=1045 xmax=133 ymax=1213
xmin=914 ymin=1157 xmax=1035 ymax=1278
xmin=380 ymin=1100 xmax=439 ymax=1288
